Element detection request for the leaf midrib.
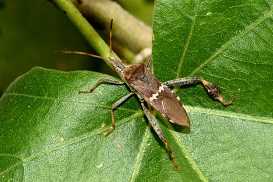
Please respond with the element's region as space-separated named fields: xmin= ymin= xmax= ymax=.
xmin=129 ymin=127 xmax=150 ymax=182
xmin=170 ymin=131 xmax=209 ymax=182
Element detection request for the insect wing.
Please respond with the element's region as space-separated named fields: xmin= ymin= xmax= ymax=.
xmin=123 ymin=64 xmax=190 ymax=128
xmin=148 ymin=86 xmax=190 ymax=128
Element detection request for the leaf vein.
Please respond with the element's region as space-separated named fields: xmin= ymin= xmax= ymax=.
xmin=176 ymin=15 xmax=197 ymax=78
xmin=187 ymin=106 xmax=273 ymax=124
xmin=190 ymin=8 xmax=273 ymax=75
xmin=129 ymin=127 xmax=150 ymax=182
xmin=170 ymin=131 xmax=209 ymax=182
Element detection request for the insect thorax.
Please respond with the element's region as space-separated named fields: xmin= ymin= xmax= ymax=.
xmin=123 ymin=63 xmax=190 ymax=127
xmin=123 ymin=64 xmax=161 ymax=97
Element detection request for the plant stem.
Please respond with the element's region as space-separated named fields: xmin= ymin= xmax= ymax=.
xmin=73 ymin=0 xmax=152 ymax=53
xmin=53 ymin=0 xmax=128 ymax=80
xmin=53 ymin=0 xmax=111 ymax=60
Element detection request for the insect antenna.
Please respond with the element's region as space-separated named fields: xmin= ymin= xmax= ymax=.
xmin=58 ymin=50 xmax=104 ymax=60
xmin=59 ymin=19 xmax=115 ymax=61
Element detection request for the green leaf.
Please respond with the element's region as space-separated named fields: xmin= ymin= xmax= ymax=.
xmin=0 ymin=68 xmax=203 ymax=181
xmin=153 ymin=0 xmax=273 ymax=181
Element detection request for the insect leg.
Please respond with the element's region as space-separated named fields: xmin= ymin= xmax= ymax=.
xmin=79 ymin=78 xmax=124 ymax=94
xmin=163 ymin=76 xmax=201 ymax=87
xmin=163 ymin=76 xmax=232 ymax=106
xmin=103 ymin=92 xmax=135 ymax=136
xmin=140 ymin=102 xmax=178 ymax=169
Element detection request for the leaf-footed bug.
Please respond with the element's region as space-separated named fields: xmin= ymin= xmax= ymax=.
xmin=62 ymin=19 xmax=232 ymax=169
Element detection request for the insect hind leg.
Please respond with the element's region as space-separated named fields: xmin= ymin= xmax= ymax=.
xmin=140 ymin=102 xmax=179 ymax=169
xmin=163 ymin=76 xmax=232 ymax=106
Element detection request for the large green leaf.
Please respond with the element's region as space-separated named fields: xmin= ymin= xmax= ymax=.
xmin=0 ymin=68 xmax=204 ymax=181
xmin=152 ymin=0 xmax=273 ymax=181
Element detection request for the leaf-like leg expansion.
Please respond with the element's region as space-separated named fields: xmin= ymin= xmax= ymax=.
xmin=103 ymin=92 xmax=135 ymax=136
xmin=140 ymin=102 xmax=179 ymax=169
xmin=79 ymin=78 xmax=124 ymax=94
xmin=163 ymin=76 xmax=232 ymax=106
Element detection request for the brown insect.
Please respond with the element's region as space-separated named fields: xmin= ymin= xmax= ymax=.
xmin=63 ymin=19 xmax=232 ymax=168
xmin=123 ymin=63 xmax=190 ymax=127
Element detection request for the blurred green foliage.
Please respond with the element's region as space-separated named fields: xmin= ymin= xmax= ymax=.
xmin=117 ymin=0 xmax=154 ymax=24
xmin=0 ymin=0 xmax=91 ymax=94
xmin=0 ymin=0 xmax=153 ymax=95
